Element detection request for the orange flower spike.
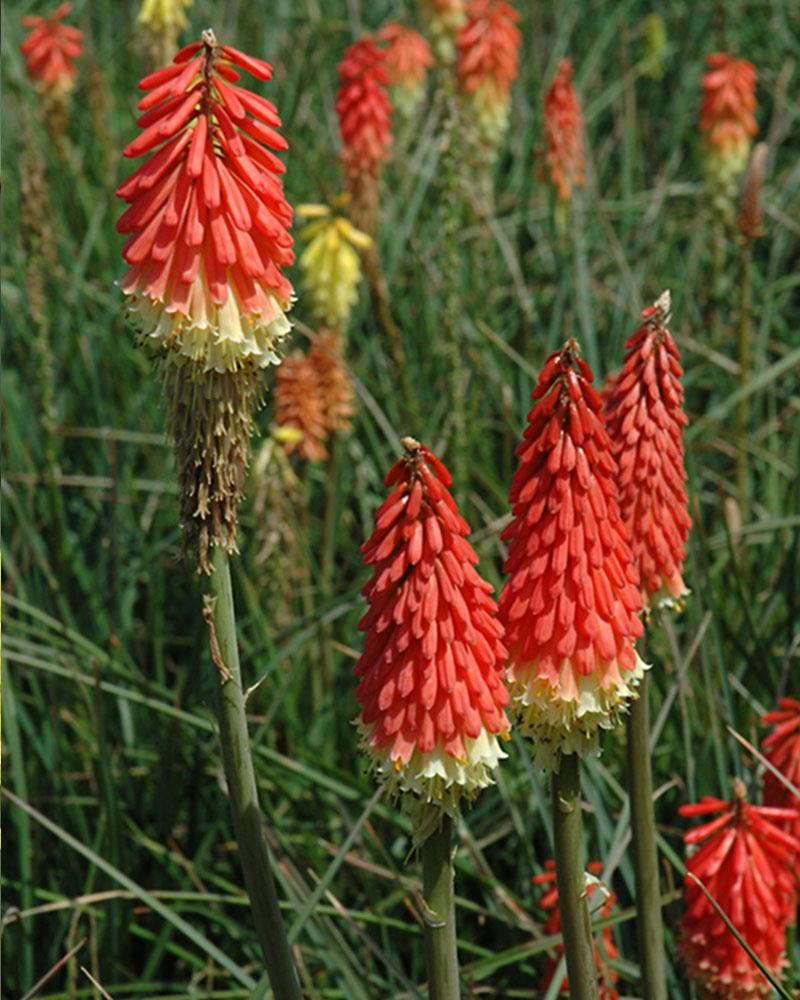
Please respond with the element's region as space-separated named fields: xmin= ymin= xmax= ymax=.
xmin=355 ymin=438 xmax=510 ymax=841
xmin=336 ymin=39 xmax=393 ymax=181
xmin=21 ymin=3 xmax=83 ymax=95
xmin=457 ymin=0 xmax=521 ymax=146
xmin=700 ymin=53 xmax=758 ymax=210
xmin=117 ymin=30 xmax=294 ymax=374
xmin=603 ymin=291 xmax=691 ymax=610
xmin=700 ymin=54 xmax=757 ymax=161
xmin=762 ymin=698 xmax=800 ymax=862
xmin=544 ymin=58 xmax=586 ymax=203
xmin=378 ymin=23 xmax=434 ymax=118
xmin=533 ymin=860 xmax=621 ymax=999
xmin=498 ymin=339 xmax=646 ymax=769
xmin=679 ymin=780 xmax=800 ymax=999
xmin=275 ymin=350 xmax=330 ymax=463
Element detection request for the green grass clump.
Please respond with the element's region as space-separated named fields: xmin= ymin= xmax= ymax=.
xmin=2 ymin=1 xmax=799 ymax=997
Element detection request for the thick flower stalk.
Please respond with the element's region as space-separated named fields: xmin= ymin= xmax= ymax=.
xmin=603 ymin=291 xmax=691 ymax=610
xmin=378 ymin=23 xmax=434 ymax=119
xmin=336 ymin=38 xmax=392 ymax=238
xmin=456 ymin=0 xmax=521 ymax=152
xmin=355 ymin=437 xmax=509 ymax=840
xmin=420 ymin=0 xmax=466 ymax=66
xmin=533 ymin=860 xmax=620 ymax=999
xmin=138 ymin=0 xmax=194 ymax=68
xmin=679 ymin=779 xmax=800 ymax=999
xmin=700 ymin=54 xmax=758 ymax=219
xmin=543 ymin=59 xmax=586 ymax=205
xmin=762 ymin=698 xmax=800 ymax=873
xmin=499 ymin=339 xmax=646 ymax=770
xmin=298 ymin=199 xmax=371 ymax=331
xmin=117 ymin=30 xmax=294 ymax=571
xmin=21 ymin=3 xmax=83 ymax=96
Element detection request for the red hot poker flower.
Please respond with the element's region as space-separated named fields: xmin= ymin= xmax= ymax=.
xmin=498 ymin=340 xmax=645 ymax=770
xmin=355 ymin=438 xmax=509 ymax=838
xmin=700 ymin=54 xmax=758 ymax=160
xmin=603 ymin=291 xmax=691 ymax=610
xmin=762 ymin=698 xmax=800 ymax=877
xmin=378 ymin=23 xmax=434 ymax=117
xmin=544 ymin=58 xmax=586 ymax=203
xmin=533 ymin=860 xmax=620 ymax=1000
xmin=420 ymin=0 xmax=467 ymax=64
xmin=679 ymin=780 xmax=800 ymax=999
xmin=457 ymin=0 xmax=521 ymax=144
xmin=21 ymin=3 xmax=83 ymax=94
xmin=336 ymin=39 xmax=393 ymax=181
xmin=117 ymin=30 xmax=294 ymax=374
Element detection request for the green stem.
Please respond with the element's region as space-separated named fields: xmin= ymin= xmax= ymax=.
xmin=320 ymin=434 xmax=342 ymax=691
xmin=552 ymin=754 xmax=600 ymax=1000
xmin=626 ymin=673 xmax=668 ymax=1000
xmin=736 ymin=236 xmax=753 ymax=523
xmin=422 ymin=815 xmax=460 ymax=1000
xmin=204 ymin=547 xmax=302 ymax=1000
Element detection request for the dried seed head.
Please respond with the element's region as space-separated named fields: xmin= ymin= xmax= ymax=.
xmin=738 ymin=141 xmax=768 ymax=242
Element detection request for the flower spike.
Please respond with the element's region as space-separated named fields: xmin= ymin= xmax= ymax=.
xmin=336 ymin=38 xmax=392 ymax=237
xmin=603 ymin=291 xmax=691 ymax=610
xmin=679 ymin=779 xmax=799 ymax=998
xmin=762 ymin=698 xmax=800 ymax=881
xmin=499 ymin=340 xmax=646 ymax=769
xmin=457 ymin=0 xmax=521 ymax=150
xmin=117 ymin=29 xmax=294 ymax=375
xmin=355 ymin=438 xmax=510 ymax=841
xmin=378 ymin=23 xmax=433 ymax=119
xmin=700 ymin=54 xmax=758 ymax=217
xmin=117 ymin=31 xmax=294 ymax=570
xmin=543 ymin=59 xmax=586 ymax=205
xmin=21 ymin=3 xmax=83 ymax=96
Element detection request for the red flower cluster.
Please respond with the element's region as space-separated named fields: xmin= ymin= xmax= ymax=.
xmin=700 ymin=54 xmax=758 ymax=159
xmin=117 ymin=31 xmax=294 ymax=373
xmin=336 ymin=39 xmax=393 ymax=180
xmin=355 ymin=439 xmax=509 ymax=833
xmin=533 ymin=860 xmax=620 ymax=999
xmin=378 ymin=23 xmax=433 ymax=116
xmin=544 ymin=59 xmax=586 ymax=203
xmin=457 ymin=0 xmax=521 ymax=142
xmin=499 ymin=340 xmax=645 ymax=769
xmin=679 ymin=780 xmax=800 ymax=999
xmin=603 ymin=291 xmax=690 ymax=609
xmin=21 ymin=3 xmax=83 ymax=94
xmin=762 ymin=698 xmax=800 ymax=877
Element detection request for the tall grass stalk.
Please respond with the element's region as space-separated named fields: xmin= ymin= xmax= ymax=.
xmin=422 ymin=815 xmax=460 ymax=1000
xmin=204 ymin=546 xmax=302 ymax=1000
xmin=736 ymin=235 xmax=753 ymax=522
xmin=626 ymin=673 xmax=668 ymax=1000
xmin=552 ymin=754 xmax=600 ymax=1000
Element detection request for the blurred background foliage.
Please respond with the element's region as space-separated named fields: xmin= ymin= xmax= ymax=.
xmin=2 ymin=0 xmax=799 ymax=996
